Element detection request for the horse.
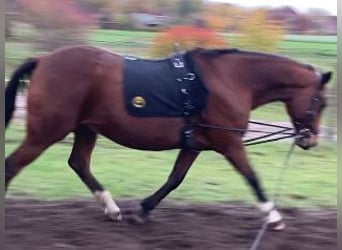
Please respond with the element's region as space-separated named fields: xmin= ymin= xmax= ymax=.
xmin=5 ymin=46 xmax=332 ymax=231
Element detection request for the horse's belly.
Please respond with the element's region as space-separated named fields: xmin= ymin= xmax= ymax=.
xmin=90 ymin=119 xmax=183 ymax=151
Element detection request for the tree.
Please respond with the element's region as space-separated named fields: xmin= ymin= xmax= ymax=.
xmin=21 ymin=0 xmax=93 ymax=51
xmin=203 ymin=3 xmax=235 ymax=31
xmin=235 ymin=9 xmax=285 ymax=52
xmin=75 ymin=0 xmax=117 ymax=13
xmin=177 ymin=0 xmax=203 ymax=18
xmin=150 ymin=25 xmax=226 ymax=58
xmin=5 ymin=14 xmax=12 ymax=38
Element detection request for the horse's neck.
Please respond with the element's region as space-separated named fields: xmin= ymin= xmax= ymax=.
xmin=250 ymin=80 xmax=290 ymax=109
xmin=196 ymin=53 xmax=304 ymax=109
xmin=244 ymin=63 xmax=299 ymax=109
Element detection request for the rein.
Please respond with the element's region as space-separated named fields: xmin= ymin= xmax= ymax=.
xmin=196 ymin=120 xmax=297 ymax=146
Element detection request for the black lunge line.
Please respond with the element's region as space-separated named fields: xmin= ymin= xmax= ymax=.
xmin=249 ymin=141 xmax=296 ymax=250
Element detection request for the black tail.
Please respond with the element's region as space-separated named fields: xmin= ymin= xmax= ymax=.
xmin=5 ymin=58 xmax=38 ymax=128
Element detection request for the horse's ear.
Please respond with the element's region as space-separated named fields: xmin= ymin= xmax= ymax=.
xmin=321 ymin=71 xmax=332 ymax=86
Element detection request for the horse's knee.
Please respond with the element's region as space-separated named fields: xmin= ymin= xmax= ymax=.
xmin=68 ymin=157 xmax=77 ymax=169
xmin=68 ymin=156 xmax=87 ymax=175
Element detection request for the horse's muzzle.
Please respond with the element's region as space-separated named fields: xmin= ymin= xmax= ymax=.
xmin=295 ymin=129 xmax=318 ymax=150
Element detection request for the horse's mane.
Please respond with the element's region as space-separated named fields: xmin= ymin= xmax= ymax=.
xmin=186 ymin=48 xmax=315 ymax=71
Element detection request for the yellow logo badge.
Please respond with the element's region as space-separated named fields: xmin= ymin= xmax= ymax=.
xmin=132 ymin=96 xmax=146 ymax=108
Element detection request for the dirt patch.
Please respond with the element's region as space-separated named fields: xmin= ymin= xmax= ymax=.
xmin=5 ymin=199 xmax=336 ymax=250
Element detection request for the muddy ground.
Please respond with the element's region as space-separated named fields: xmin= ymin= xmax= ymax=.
xmin=5 ymin=199 xmax=336 ymax=250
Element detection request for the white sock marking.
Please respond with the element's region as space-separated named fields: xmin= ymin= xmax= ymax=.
xmin=95 ymin=190 xmax=122 ymax=220
xmin=266 ymin=209 xmax=283 ymax=224
xmin=257 ymin=201 xmax=274 ymax=214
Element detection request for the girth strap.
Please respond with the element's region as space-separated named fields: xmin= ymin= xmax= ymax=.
xmin=170 ymin=50 xmax=197 ymax=150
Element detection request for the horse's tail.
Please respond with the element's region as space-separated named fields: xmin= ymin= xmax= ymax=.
xmin=5 ymin=58 xmax=38 ymax=128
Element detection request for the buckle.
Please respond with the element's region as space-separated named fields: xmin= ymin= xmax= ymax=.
xmin=173 ymin=58 xmax=184 ymax=68
xmin=184 ymin=73 xmax=195 ymax=81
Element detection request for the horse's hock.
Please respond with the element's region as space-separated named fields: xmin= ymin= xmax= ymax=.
xmin=13 ymin=93 xmax=336 ymax=141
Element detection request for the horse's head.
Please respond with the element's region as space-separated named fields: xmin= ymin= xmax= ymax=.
xmin=285 ymin=70 xmax=332 ymax=150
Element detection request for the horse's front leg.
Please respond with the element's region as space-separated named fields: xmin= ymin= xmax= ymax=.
xmin=129 ymin=149 xmax=199 ymax=223
xmin=219 ymin=138 xmax=285 ymax=231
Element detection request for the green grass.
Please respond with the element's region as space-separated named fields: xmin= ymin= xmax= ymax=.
xmin=88 ymin=29 xmax=156 ymax=43
xmin=6 ymin=124 xmax=336 ymax=208
xmin=87 ymin=29 xmax=156 ymax=57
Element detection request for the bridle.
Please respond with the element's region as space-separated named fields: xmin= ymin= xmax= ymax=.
xmin=293 ymin=73 xmax=325 ymax=137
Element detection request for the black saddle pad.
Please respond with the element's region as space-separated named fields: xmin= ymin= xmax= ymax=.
xmin=123 ymin=55 xmax=208 ymax=117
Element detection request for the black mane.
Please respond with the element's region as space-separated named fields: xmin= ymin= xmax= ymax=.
xmin=186 ymin=47 xmax=315 ymax=71
xmin=194 ymin=47 xmax=289 ymax=60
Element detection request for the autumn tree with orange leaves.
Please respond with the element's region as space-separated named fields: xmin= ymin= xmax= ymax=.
xmin=150 ymin=25 xmax=227 ymax=57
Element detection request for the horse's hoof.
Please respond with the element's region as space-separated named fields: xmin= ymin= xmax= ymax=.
xmin=127 ymin=215 xmax=147 ymax=225
xmin=127 ymin=209 xmax=150 ymax=225
xmin=104 ymin=208 xmax=122 ymax=221
xmin=264 ymin=209 xmax=285 ymax=231
xmin=267 ymin=220 xmax=286 ymax=231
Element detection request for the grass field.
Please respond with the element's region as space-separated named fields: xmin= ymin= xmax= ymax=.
xmin=5 ymin=29 xmax=337 ymax=207
xmin=6 ymin=124 xmax=336 ymax=208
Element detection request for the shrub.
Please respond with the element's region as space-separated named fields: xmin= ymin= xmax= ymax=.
xmin=235 ymin=9 xmax=285 ymax=52
xmin=150 ymin=25 xmax=227 ymax=57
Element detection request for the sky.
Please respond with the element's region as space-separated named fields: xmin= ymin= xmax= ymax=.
xmin=210 ymin=0 xmax=337 ymax=15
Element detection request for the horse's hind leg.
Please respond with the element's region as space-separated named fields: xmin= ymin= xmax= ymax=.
xmin=68 ymin=125 xmax=122 ymax=221
xmin=5 ymin=137 xmax=52 ymax=189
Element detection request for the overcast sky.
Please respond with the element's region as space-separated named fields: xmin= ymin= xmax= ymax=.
xmin=210 ymin=0 xmax=337 ymax=15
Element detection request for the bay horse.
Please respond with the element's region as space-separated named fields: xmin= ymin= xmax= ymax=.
xmin=5 ymin=46 xmax=332 ymax=230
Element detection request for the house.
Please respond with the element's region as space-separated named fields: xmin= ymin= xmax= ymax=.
xmin=267 ymin=6 xmax=337 ymax=35
xmin=131 ymin=13 xmax=171 ymax=28
xmin=267 ymin=6 xmax=303 ymax=33
xmin=313 ymin=16 xmax=337 ymax=35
